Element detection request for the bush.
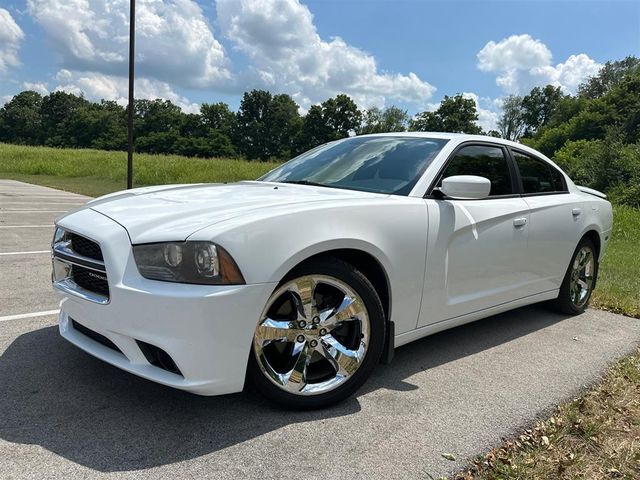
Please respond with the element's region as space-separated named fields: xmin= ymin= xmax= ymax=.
xmin=554 ymin=138 xmax=640 ymax=207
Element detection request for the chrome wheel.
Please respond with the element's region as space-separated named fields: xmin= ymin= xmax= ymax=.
xmin=253 ymin=275 xmax=370 ymax=396
xmin=570 ymin=246 xmax=595 ymax=308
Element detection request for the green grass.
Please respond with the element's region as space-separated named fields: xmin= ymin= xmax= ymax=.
xmin=1 ymin=142 xmax=638 ymax=318
xmin=0 ymin=143 xmax=279 ymax=195
xmin=591 ymin=205 xmax=640 ymax=318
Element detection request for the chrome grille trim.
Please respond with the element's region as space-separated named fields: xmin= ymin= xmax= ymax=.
xmin=53 ymin=242 xmax=106 ymax=272
xmin=54 ymin=277 xmax=110 ymax=305
xmin=52 ymin=227 xmax=110 ymax=305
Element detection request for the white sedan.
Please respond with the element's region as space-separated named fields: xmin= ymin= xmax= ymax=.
xmin=52 ymin=133 xmax=613 ymax=408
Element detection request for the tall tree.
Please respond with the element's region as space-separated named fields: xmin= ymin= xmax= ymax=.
xmin=0 ymin=91 xmax=43 ymax=145
xmin=409 ymin=110 xmax=443 ymax=132
xmin=380 ymin=105 xmax=410 ymax=132
xmin=360 ymin=105 xmax=409 ymax=134
xmin=360 ymin=106 xmax=383 ymax=134
xmin=234 ymin=90 xmax=302 ymax=160
xmin=578 ymin=55 xmax=640 ymax=99
xmin=200 ymin=102 xmax=234 ymax=135
xmin=196 ymin=102 xmax=237 ymax=158
xmin=410 ymin=94 xmax=482 ymax=134
xmin=298 ymin=104 xmax=331 ymax=152
xmin=297 ymin=94 xmax=361 ymax=152
xmin=40 ymin=91 xmax=90 ymax=147
xmin=134 ymin=99 xmax=183 ymax=137
xmin=132 ymin=99 xmax=184 ymax=154
xmin=497 ymin=95 xmax=526 ymax=141
xmin=66 ymin=100 xmax=126 ymax=150
xmin=267 ymin=94 xmax=302 ymax=158
xmin=92 ymin=100 xmax=127 ymax=150
xmin=233 ymin=90 xmax=273 ymax=160
xmin=321 ymin=94 xmax=362 ymax=139
xmin=520 ymin=85 xmax=564 ymax=136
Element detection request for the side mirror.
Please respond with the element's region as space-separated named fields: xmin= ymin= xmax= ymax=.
xmin=439 ymin=175 xmax=491 ymax=200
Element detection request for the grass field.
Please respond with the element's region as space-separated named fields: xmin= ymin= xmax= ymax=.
xmin=591 ymin=205 xmax=640 ymax=318
xmin=0 ymin=143 xmax=279 ymax=196
xmin=1 ymin=142 xmax=638 ymax=318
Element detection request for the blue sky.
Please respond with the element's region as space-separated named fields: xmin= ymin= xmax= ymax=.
xmin=1 ymin=0 xmax=638 ymax=129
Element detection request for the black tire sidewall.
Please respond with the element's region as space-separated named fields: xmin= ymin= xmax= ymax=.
xmin=248 ymin=257 xmax=386 ymax=409
xmin=557 ymin=237 xmax=598 ymax=315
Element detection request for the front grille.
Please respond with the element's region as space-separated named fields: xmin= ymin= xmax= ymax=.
xmin=71 ymin=319 xmax=122 ymax=353
xmin=70 ymin=233 xmax=103 ymax=261
xmin=72 ymin=265 xmax=110 ymax=297
xmin=52 ymin=228 xmax=110 ymax=303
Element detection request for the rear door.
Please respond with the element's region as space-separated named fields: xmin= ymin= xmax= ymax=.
xmin=510 ymin=148 xmax=585 ymax=293
xmin=418 ymin=143 xmax=532 ymax=327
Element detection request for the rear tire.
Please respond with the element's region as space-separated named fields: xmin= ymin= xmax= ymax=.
xmin=554 ymin=237 xmax=598 ymax=315
xmin=248 ymin=257 xmax=385 ymax=409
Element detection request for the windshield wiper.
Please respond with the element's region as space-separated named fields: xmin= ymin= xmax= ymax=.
xmin=280 ymin=180 xmax=327 ymax=187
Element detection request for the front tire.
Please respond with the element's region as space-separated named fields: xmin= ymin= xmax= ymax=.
xmin=248 ymin=257 xmax=385 ymax=409
xmin=554 ymin=237 xmax=598 ymax=315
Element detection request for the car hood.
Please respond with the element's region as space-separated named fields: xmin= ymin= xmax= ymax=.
xmin=88 ymin=181 xmax=379 ymax=243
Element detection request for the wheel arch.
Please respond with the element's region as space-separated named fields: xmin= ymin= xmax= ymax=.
xmin=579 ymin=227 xmax=602 ymax=260
xmin=276 ymin=246 xmax=392 ymax=324
xmin=582 ymin=229 xmax=601 ymax=258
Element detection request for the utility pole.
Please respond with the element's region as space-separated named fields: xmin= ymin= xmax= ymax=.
xmin=126 ymin=0 xmax=136 ymax=189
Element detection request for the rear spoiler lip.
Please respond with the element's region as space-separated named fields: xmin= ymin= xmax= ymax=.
xmin=577 ymin=185 xmax=607 ymax=199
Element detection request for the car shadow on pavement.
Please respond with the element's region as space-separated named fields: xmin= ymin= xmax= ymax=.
xmin=0 ymin=304 xmax=568 ymax=472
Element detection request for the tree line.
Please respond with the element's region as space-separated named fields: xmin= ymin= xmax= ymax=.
xmin=0 ymin=88 xmax=489 ymax=162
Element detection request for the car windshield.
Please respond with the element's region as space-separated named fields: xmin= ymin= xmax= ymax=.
xmin=259 ymin=136 xmax=449 ymax=195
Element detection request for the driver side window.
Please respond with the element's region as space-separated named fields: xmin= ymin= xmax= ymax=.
xmin=440 ymin=145 xmax=513 ymax=196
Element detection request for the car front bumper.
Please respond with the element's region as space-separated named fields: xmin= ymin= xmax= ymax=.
xmin=54 ymin=208 xmax=277 ymax=395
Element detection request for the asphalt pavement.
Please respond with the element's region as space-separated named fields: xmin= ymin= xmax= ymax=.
xmin=1 ymin=179 xmax=639 ymax=480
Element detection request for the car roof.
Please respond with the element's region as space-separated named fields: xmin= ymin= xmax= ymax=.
xmin=355 ymin=132 xmax=552 ymax=161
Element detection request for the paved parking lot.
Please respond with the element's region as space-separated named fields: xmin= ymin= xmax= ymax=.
xmin=1 ymin=179 xmax=639 ymax=480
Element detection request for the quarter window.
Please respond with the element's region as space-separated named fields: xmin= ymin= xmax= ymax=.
xmin=440 ymin=145 xmax=513 ymax=196
xmin=512 ymin=151 xmax=566 ymax=194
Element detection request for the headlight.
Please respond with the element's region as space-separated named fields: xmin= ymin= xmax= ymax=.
xmin=52 ymin=226 xmax=69 ymax=246
xmin=132 ymin=241 xmax=245 ymax=285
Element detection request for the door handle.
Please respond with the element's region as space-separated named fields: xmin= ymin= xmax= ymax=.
xmin=572 ymin=208 xmax=582 ymax=216
xmin=513 ymin=217 xmax=528 ymax=227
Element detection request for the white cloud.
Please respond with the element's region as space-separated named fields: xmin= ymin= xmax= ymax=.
xmin=531 ymin=54 xmax=601 ymax=93
xmin=22 ymin=81 xmax=49 ymax=95
xmin=54 ymin=69 xmax=200 ymax=113
xmin=0 ymin=8 xmax=25 ymax=73
xmin=462 ymin=92 xmax=499 ymax=132
xmin=478 ymin=34 xmax=552 ymax=73
xmin=26 ymin=0 xmax=232 ymax=89
xmin=216 ymin=0 xmax=435 ymax=109
xmin=477 ymin=34 xmax=601 ymax=94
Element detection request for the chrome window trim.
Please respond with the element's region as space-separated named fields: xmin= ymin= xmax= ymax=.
xmin=424 ymin=141 xmax=518 ymax=199
xmin=508 ymin=147 xmax=569 ymax=194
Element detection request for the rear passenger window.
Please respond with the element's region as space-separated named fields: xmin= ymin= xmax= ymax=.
xmin=513 ymin=151 xmax=566 ymax=194
xmin=440 ymin=145 xmax=513 ymax=196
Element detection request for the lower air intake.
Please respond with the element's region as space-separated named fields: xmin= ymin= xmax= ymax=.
xmin=136 ymin=340 xmax=183 ymax=376
xmin=71 ymin=319 xmax=122 ymax=354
